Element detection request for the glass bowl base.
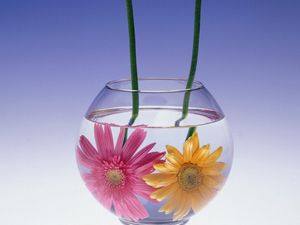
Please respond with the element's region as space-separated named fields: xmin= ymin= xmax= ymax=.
xmin=120 ymin=218 xmax=190 ymax=225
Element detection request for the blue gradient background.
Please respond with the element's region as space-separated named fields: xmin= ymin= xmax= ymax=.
xmin=0 ymin=0 xmax=299 ymax=224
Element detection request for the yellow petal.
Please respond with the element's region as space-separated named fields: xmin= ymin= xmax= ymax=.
xmin=143 ymin=173 xmax=177 ymax=188
xmin=204 ymin=147 xmax=223 ymax=165
xmin=166 ymin=145 xmax=184 ymax=165
xmin=153 ymin=163 xmax=178 ymax=174
xmin=166 ymin=145 xmax=183 ymax=160
xmin=201 ymin=162 xmax=226 ymax=175
xmin=183 ymin=140 xmax=193 ymax=162
xmin=187 ymin=132 xmax=200 ymax=156
xmin=194 ymin=144 xmax=210 ymax=165
xmin=173 ymin=192 xmax=192 ymax=221
xmin=212 ymin=175 xmax=226 ymax=185
xmin=191 ymin=148 xmax=201 ymax=163
xmin=160 ymin=189 xmax=184 ymax=214
xmin=159 ymin=192 xmax=179 ymax=214
xmin=151 ymin=183 xmax=178 ymax=202
xmin=203 ymin=175 xmax=224 ymax=189
xmin=173 ymin=192 xmax=187 ymax=220
xmin=198 ymin=184 xmax=217 ymax=202
xmin=209 ymin=175 xmax=225 ymax=189
xmin=166 ymin=154 xmax=182 ymax=167
xmin=191 ymin=191 xmax=206 ymax=212
xmin=191 ymin=132 xmax=200 ymax=152
xmin=153 ymin=163 xmax=169 ymax=173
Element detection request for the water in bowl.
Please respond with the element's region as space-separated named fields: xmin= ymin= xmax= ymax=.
xmin=77 ymin=107 xmax=233 ymax=225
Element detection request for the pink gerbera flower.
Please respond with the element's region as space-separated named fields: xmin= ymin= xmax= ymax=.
xmin=76 ymin=124 xmax=165 ymax=221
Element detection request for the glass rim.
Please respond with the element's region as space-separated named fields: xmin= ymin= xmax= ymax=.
xmin=105 ymin=77 xmax=204 ymax=93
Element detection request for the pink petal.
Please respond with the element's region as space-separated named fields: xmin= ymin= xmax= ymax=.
xmin=113 ymin=193 xmax=148 ymax=221
xmin=82 ymin=172 xmax=114 ymax=211
xmin=127 ymin=142 xmax=156 ymax=165
xmin=133 ymin=151 xmax=165 ymax=168
xmin=133 ymin=180 xmax=157 ymax=202
xmin=125 ymin=194 xmax=149 ymax=221
xmin=94 ymin=124 xmax=105 ymax=157
xmin=82 ymin=173 xmax=98 ymax=183
xmin=101 ymin=195 xmax=113 ymax=210
xmin=83 ymin=176 xmax=100 ymax=193
xmin=143 ymin=152 xmax=165 ymax=165
xmin=122 ymin=128 xmax=146 ymax=162
xmin=79 ymin=136 xmax=99 ymax=158
xmin=114 ymin=127 xmax=126 ymax=155
xmin=81 ymin=171 xmax=105 ymax=193
xmin=76 ymin=147 xmax=101 ymax=169
xmin=134 ymin=152 xmax=166 ymax=176
xmin=103 ymin=124 xmax=114 ymax=157
xmin=114 ymin=199 xmax=133 ymax=220
xmin=95 ymin=187 xmax=113 ymax=210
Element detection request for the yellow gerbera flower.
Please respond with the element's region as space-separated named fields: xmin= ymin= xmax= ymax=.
xmin=143 ymin=132 xmax=226 ymax=221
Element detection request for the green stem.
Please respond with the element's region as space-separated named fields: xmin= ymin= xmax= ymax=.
xmin=175 ymin=0 xmax=202 ymax=139
xmin=124 ymin=0 xmax=139 ymax=144
xmin=186 ymin=127 xmax=196 ymax=141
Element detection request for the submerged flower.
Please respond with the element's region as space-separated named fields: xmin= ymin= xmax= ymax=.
xmin=143 ymin=132 xmax=226 ymax=221
xmin=76 ymin=124 xmax=165 ymax=221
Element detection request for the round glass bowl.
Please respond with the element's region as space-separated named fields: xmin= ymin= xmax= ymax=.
xmin=76 ymin=78 xmax=233 ymax=225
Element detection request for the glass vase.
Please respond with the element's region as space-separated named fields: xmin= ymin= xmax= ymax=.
xmin=76 ymin=78 xmax=233 ymax=225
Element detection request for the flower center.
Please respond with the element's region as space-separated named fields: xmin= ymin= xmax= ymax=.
xmin=105 ymin=169 xmax=124 ymax=187
xmin=178 ymin=164 xmax=201 ymax=192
